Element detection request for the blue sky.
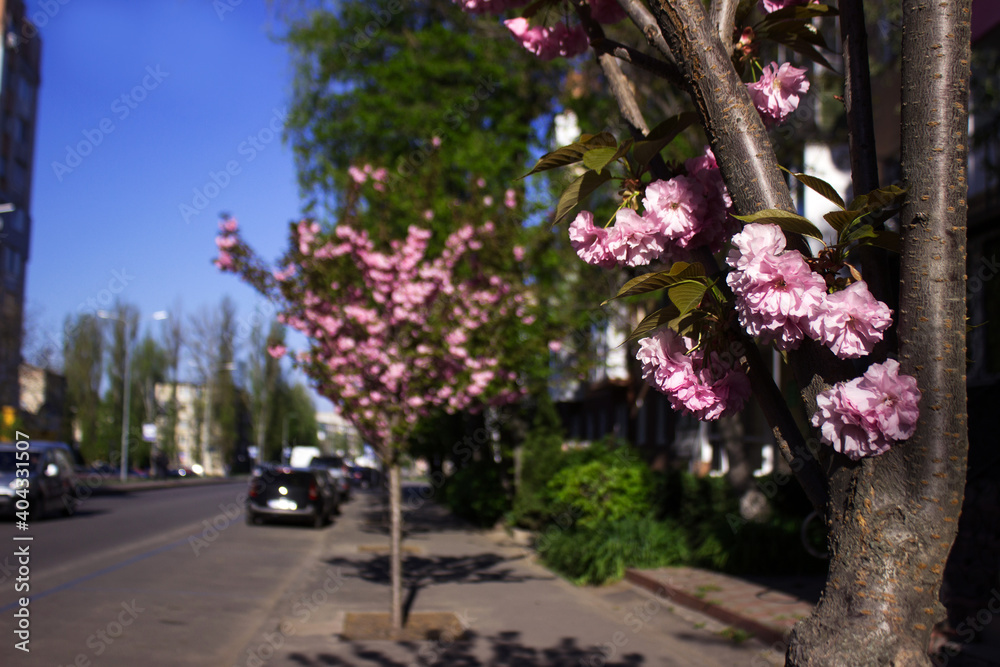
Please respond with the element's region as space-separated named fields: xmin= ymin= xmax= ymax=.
xmin=23 ymin=0 xmax=326 ymax=400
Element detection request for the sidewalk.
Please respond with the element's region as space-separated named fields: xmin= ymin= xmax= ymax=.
xmin=235 ymin=488 xmax=786 ymax=666
xmin=236 ymin=488 xmax=1000 ymax=666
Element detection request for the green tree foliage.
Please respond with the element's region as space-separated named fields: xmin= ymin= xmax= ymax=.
xmin=283 ymin=0 xmax=563 ymax=224
xmin=63 ymin=314 xmax=104 ymax=462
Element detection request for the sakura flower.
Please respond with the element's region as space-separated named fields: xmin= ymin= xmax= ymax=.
xmin=504 ymin=188 xmax=518 ymax=209
xmin=643 ymin=176 xmax=706 ymax=248
xmin=810 ymin=281 xmax=893 ymax=359
xmin=267 ymin=344 xmax=287 ymax=359
xmin=456 ymin=0 xmax=530 ymax=14
xmin=747 ymin=62 xmax=810 ymax=128
xmin=636 ymin=329 xmax=750 ymax=421
xmin=504 ymin=18 xmax=588 ymax=61
xmin=726 ymin=227 xmax=825 ymax=350
xmin=605 ymin=208 xmax=665 ymax=267
xmin=568 ymin=210 xmax=616 ymax=268
xmin=811 ymin=359 xmax=921 ymax=460
xmin=348 ymin=166 xmax=367 ymax=184
xmin=760 ymin=0 xmax=815 ymax=13
xmin=512 ymin=245 xmax=526 ymax=261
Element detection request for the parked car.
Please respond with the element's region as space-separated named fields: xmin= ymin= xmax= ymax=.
xmin=0 ymin=442 xmax=81 ymax=520
xmin=309 ymin=455 xmax=352 ymax=502
xmin=245 ymin=468 xmax=336 ymax=528
xmin=349 ymin=465 xmax=381 ymax=490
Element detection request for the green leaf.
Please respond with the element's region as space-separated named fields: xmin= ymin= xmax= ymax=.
xmin=862 ymin=184 xmax=907 ymax=211
xmin=624 ymin=305 xmax=680 ymax=345
xmin=824 ymin=209 xmax=859 ymax=233
xmin=606 ymin=262 xmax=706 ymax=302
xmin=522 ymin=132 xmax=619 ymax=178
xmin=523 ymin=143 xmax=590 ymax=177
xmin=633 ymin=112 xmax=698 ymax=167
xmin=668 ymin=281 xmax=709 ymax=317
xmin=781 ymin=167 xmax=846 ymax=209
xmin=844 ymin=224 xmax=876 ymax=242
xmin=582 ymin=147 xmax=621 ymax=173
xmin=731 ymin=208 xmax=825 ymax=240
xmin=553 ymin=170 xmax=613 ymax=225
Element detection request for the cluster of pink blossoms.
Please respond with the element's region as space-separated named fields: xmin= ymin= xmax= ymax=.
xmin=213 ymin=218 xmax=239 ymax=269
xmin=726 ymin=223 xmax=892 ymax=357
xmin=348 ymin=164 xmax=389 ymax=191
xmin=811 ymin=359 xmax=921 ymax=460
xmin=455 ymin=0 xmax=529 ymax=14
xmin=503 ymin=18 xmax=588 ymax=61
xmin=569 ymin=149 xmax=733 ymax=268
xmin=637 ymin=329 xmax=751 ymax=421
xmin=747 ymin=62 xmax=810 ymax=128
xmin=760 ymin=0 xmax=817 ymax=13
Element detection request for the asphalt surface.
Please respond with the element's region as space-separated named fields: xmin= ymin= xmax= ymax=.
xmin=0 ymin=479 xmax=332 ymax=666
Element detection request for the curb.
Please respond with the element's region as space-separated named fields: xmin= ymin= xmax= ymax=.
xmin=92 ymin=476 xmax=246 ymax=495
xmin=624 ymin=568 xmax=787 ymax=646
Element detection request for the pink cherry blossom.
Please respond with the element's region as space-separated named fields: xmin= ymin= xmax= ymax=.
xmin=726 ymin=226 xmax=826 ymax=350
xmin=760 ymin=0 xmax=815 ymax=13
xmin=267 ymin=344 xmax=287 ymax=359
xmin=513 ymin=245 xmax=525 ymax=261
xmin=811 ymin=359 xmax=921 ymax=460
xmin=348 ymin=166 xmax=367 ymax=184
xmin=643 ymin=175 xmax=706 ymax=248
xmin=636 ymin=329 xmax=751 ymax=421
xmin=455 ymin=0 xmax=529 ymax=14
xmin=569 ymin=210 xmax=616 ymax=268
xmin=504 ymin=18 xmax=588 ymax=61
xmin=809 ymin=281 xmax=893 ymax=359
xmin=605 ymin=208 xmax=666 ymax=267
xmin=747 ymin=62 xmax=810 ymax=128
xmin=504 ymin=188 xmax=518 ymax=209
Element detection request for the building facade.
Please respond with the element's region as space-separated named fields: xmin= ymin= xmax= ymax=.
xmin=0 ymin=0 xmax=40 ymax=416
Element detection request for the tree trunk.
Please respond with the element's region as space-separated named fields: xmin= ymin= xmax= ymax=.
xmin=389 ymin=461 xmax=403 ymax=632
xmin=785 ymin=2 xmax=972 ymax=664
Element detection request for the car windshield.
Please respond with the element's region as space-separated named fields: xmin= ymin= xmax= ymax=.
xmin=0 ymin=451 xmax=41 ymax=472
xmin=309 ymin=456 xmax=343 ymax=468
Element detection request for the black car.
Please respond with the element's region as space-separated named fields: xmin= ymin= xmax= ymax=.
xmin=309 ymin=455 xmax=351 ymax=502
xmin=0 ymin=442 xmax=81 ymax=520
xmin=349 ymin=465 xmax=381 ymax=490
xmin=245 ymin=468 xmax=336 ymax=528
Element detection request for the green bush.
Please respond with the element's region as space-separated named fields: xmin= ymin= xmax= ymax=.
xmin=510 ymin=394 xmax=567 ymax=530
xmin=537 ymin=515 xmax=691 ymax=585
xmin=442 ymin=460 xmax=510 ymax=527
xmin=546 ymin=442 xmax=653 ymax=531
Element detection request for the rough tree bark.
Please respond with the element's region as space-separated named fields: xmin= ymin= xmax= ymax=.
xmin=784 ymin=1 xmax=972 ymax=664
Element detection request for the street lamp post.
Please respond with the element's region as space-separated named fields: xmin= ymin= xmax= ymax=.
xmin=99 ymin=310 xmax=168 ymax=483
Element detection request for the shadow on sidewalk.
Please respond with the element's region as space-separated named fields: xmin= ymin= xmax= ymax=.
xmin=285 ymin=631 xmax=645 ymax=666
xmin=325 ymin=551 xmax=554 ymax=623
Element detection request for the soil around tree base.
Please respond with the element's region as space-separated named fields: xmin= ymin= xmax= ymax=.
xmin=340 ymin=611 xmax=470 ymax=642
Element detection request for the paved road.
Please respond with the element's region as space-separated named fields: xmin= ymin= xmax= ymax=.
xmin=0 ymin=480 xmax=334 ymax=667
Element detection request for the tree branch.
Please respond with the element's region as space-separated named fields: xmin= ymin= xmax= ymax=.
xmin=590 ymin=37 xmax=684 ymax=88
xmin=614 ymin=0 xmax=680 ymax=70
xmin=709 ymin=0 xmax=740 ymax=51
xmin=839 ymin=0 xmax=894 ymax=357
xmin=597 ymin=52 xmax=650 ymax=136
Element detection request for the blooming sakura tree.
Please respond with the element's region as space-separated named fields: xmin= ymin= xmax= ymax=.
xmin=458 ymin=0 xmax=971 ymax=664
xmin=214 ymin=210 xmax=527 ymax=631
